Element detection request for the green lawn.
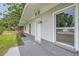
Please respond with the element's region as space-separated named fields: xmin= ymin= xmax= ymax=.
xmin=0 ymin=31 xmax=22 ymax=56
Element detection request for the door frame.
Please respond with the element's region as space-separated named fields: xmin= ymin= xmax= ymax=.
xmin=52 ymin=4 xmax=79 ymax=51
xmin=35 ymin=18 xmax=41 ymax=43
xmin=29 ymin=24 xmax=31 ymax=34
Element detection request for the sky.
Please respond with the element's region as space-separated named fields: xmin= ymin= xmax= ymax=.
xmin=0 ymin=4 xmax=8 ymax=19
xmin=64 ymin=7 xmax=75 ymax=16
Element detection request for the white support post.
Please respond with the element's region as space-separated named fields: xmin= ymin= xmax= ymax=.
xmin=74 ymin=4 xmax=79 ymax=51
xmin=35 ymin=18 xmax=41 ymax=43
xmin=52 ymin=13 xmax=56 ymax=42
xmin=37 ymin=23 xmax=41 ymax=43
xmin=24 ymin=26 xmax=26 ymax=33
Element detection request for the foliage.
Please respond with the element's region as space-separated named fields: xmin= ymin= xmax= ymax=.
xmin=0 ymin=3 xmax=25 ymax=32
xmin=0 ymin=4 xmax=25 ymax=55
xmin=0 ymin=31 xmax=23 ymax=56
xmin=56 ymin=12 xmax=74 ymax=27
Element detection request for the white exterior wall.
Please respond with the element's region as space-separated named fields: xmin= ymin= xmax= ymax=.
xmin=40 ymin=4 xmax=73 ymax=42
xmin=25 ymin=20 xmax=36 ymax=36
xmin=78 ymin=4 xmax=79 ymax=51
xmin=24 ymin=4 xmax=79 ymax=51
xmin=41 ymin=12 xmax=54 ymax=42
xmin=24 ymin=24 xmax=29 ymax=34
xmin=25 ymin=3 xmax=73 ymax=42
xmin=31 ymin=20 xmax=36 ymax=36
xmin=25 ymin=12 xmax=54 ymax=42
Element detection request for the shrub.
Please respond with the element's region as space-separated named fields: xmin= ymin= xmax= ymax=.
xmin=0 ymin=26 xmax=6 ymax=34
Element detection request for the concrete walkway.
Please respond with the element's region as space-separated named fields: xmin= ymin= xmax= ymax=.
xmin=5 ymin=34 xmax=79 ymax=56
xmin=18 ymin=35 xmax=55 ymax=56
xmin=5 ymin=47 xmax=20 ymax=56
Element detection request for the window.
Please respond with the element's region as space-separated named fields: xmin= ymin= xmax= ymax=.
xmin=29 ymin=24 xmax=31 ymax=34
xmin=56 ymin=7 xmax=75 ymax=27
xmin=56 ymin=6 xmax=75 ymax=46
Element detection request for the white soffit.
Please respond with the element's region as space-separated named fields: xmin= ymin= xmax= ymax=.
xmin=19 ymin=3 xmax=59 ymax=26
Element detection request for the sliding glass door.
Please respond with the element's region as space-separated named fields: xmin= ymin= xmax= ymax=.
xmin=56 ymin=6 xmax=75 ymax=46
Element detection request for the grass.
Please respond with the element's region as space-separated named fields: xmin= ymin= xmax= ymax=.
xmin=0 ymin=31 xmax=23 ymax=56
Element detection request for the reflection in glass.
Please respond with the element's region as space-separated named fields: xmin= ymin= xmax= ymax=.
xmin=56 ymin=7 xmax=75 ymax=27
xmin=56 ymin=7 xmax=75 ymax=46
xmin=56 ymin=29 xmax=74 ymax=46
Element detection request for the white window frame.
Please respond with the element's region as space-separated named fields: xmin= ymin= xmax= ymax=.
xmin=52 ymin=4 xmax=79 ymax=51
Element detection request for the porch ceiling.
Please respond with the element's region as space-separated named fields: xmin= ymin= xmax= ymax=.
xmin=19 ymin=3 xmax=59 ymax=26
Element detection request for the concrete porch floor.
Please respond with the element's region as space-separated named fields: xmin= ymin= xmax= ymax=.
xmin=19 ymin=34 xmax=55 ymax=56
xmin=18 ymin=33 xmax=79 ymax=56
xmin=5 ymin=33 xmax=79 ymax=56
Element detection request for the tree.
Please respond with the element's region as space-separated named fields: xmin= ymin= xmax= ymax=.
xmin=0 ymin=3 xmax=25 ymax=31
xmin=56 ymin=12 xmax=66 ymax=27
xmin=56 ymin=12 xmax=73 ymax=27
xmin=67 ymin=15 xmax=73 ymax=27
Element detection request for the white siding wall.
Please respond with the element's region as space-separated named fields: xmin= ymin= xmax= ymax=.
xmin=41 ymin=11 xmax=54 ymax=42
xmin=25 ymin=3 xmax=73 ymax=43
xmin=25 ymin=24 xmax=29 ymax=34
xmin=31 ymin=20 xmax=36 ymax=36
xmin=23 ymin=3 xmax=79 ymax=51
xmin=25 ymin=20 xmax=36 ymax=36
xmin=25 ymin=11 xmax=54 ymax=42
xmin=25 ymin=4 xmax=73 ymax=41
xmin=40 ymin=3 xmax=72 ymax=42
xmin=78 ymin=4 xmax=79 ymax=51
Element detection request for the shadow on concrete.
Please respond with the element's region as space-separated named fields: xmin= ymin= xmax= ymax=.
xmin=17 ymin=33 xmax=79 ymax=56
